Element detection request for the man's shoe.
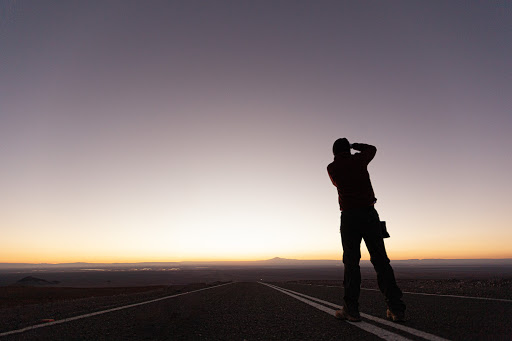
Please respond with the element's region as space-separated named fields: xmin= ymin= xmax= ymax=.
xmin=335 ymin=307 xmax=361 ymax=322
xmin=386 ymin=309 xmax=405 ymax=322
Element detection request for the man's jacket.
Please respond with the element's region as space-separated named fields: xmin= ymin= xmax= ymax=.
xmin=327 ymin=143 xmax=377 ymax=211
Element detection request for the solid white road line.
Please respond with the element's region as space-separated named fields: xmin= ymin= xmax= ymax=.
xmin=263 ymin=283 xmax=450 ymax=341
xmin=0 ymin=282 xmax=234 ymax=338
xmin=360 ymin=288 xmax=512 ymax=303
xmin=260 ymin=282 xmax=413 ymax=341
xmin=302 ymin=283 xmax=512 ymax=303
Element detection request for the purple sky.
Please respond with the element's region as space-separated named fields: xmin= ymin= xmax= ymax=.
xmin=1 ymin=1 xmax=511 ymax=262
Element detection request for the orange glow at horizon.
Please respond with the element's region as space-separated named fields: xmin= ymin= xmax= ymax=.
xmin=2 ymin=240 xmax=511 ymax=264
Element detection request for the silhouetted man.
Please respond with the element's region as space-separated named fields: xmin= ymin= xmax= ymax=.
xmin=327 ymin=138 xmax=406 ymax=322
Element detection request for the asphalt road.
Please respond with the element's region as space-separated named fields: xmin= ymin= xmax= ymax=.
xmin=1 ymin=282 xmax=510 ymax=340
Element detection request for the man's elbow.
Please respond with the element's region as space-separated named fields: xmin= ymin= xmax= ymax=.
xmin=360 ymin=144 xmax=376 ymax=155
xmin=362 ymin=145 xmax=377 ymax=161
xmin=369 ymin=146 xmax=377 ymax=159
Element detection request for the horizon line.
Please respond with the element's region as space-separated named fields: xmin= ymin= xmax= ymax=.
xmin=2 ymin=257 xmax=512 ymax=265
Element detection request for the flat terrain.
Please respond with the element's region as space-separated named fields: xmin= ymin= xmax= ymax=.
xmin=0 ymin=281 xmax=511 ymax=340
xmin=0 ymin=267 xmax=511 ymax=340
xmin=2 ymin=264 xmax=511 ymax=287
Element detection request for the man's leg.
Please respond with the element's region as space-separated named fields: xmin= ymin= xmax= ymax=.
xmin=362 ymin=210 xmax=406 ymax=314
xmin=340 ymin=214 xmax=363 ymax=315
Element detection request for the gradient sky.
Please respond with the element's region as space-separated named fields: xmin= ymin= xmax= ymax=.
xmin=1 ymin=1 xmax=511 ymax=263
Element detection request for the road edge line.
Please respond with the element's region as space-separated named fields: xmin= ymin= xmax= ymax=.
xmin=361 ymin=288 xmax=512 ymax=303
xmin=0 ymin=282 xmax=234 ymax=338
xmin=300 ymin=284 xmax=512 ymax=303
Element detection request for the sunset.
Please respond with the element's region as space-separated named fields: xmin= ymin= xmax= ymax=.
xmin=1 ymin=1 xmax=511 ymax=264
xmin=1 ymin=2 xmax=512 ymax=340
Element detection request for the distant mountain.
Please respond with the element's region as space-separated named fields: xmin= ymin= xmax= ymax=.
xmin=267 ymin=257 xmax=287 ymax=262
xmin=13 ymin=276 xmax=60 ymax=286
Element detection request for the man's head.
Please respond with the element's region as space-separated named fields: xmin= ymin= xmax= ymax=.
xmin=332 ymin=138 xmax=350 ymax=155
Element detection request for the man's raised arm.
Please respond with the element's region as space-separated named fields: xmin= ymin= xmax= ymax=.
xmin=351 ymin=143 xmax=377 ymax=164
